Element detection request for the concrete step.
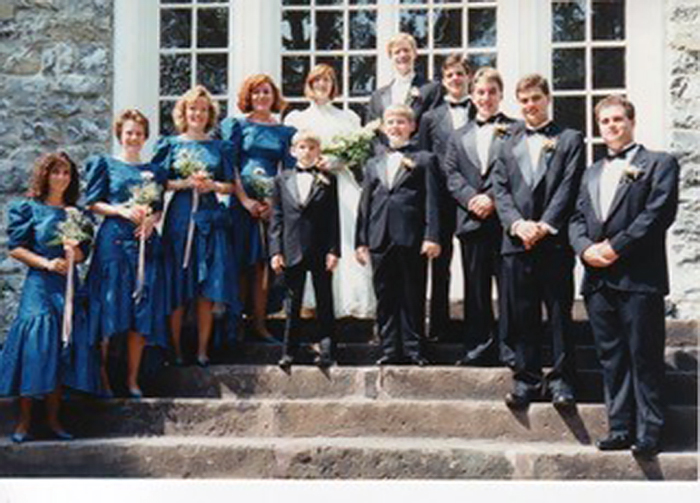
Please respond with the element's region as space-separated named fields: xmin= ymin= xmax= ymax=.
xmin=144 ymin=365 xmax=697 ymax=406
xmin=1 ymin=396 xmax=694 ymax=450
xmin=220 ymin=341 xmax=698 ymax=371
xmin=0 ymin=436 xmax=695 ymax=479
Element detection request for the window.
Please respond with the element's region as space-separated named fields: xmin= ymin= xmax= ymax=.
xmin=281 ymin=0 xmax=379 ymax=120
xmin=158 ymin=0 xmax=232 ymax=135
xmin=550 ymin=0 xmax=626 ymax=163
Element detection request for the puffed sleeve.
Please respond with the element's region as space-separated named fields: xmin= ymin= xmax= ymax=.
xmin=220 ymin=140 xmax=237 ymax=182
xmin=83 ymin=155 xmax=110 ymax=206
xmin=219 ymin=117 xmax=242 ymax=143
xmin=151 ymin=136 xmax=176 ymax=180
xmin=6 ymin=199 xmax=35 ymax=250
xmin=281 ymin=126 xmax=297 ymax=171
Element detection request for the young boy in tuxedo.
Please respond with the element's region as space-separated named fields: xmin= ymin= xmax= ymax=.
xmin=269 ymin=131 xmax=340 ymax=370
xmin=356 ymin=104 xmax=441 ymax=366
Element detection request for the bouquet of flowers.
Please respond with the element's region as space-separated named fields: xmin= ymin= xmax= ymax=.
xmin=322 ymin=119 xmax=381 ymax=183
xmin=247 ymin=167 xmax=275 ymax=201
xmin=126 ymin=172 xmax=162 ymax=302
xmin=173 ymin=148 xmax=209 ymax=269
xmin=51 ymin=207 xmax=94 ymax=347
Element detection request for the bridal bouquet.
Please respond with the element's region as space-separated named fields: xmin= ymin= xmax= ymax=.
xmin=126 ymin=172 xmax=162 ymax=302
xmin=51 ymin=207 xmax=94 ymax=347
xmin=322 ymin=119 xmax=381 ymax=182
xmin=173 ymin=148 xmax=209 ymax=269
xmin=247 ymin=167 xmax=275 ymax=201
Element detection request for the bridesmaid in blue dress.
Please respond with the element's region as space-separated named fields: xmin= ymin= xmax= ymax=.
xmin=0 ymin=152 xmax=98 ymax=442
xmin=154 ymin=85 xmax=241 ymax=366
xmin=218 ymin=74 xmax=296 ymax=342
xmin=85 ymin=109 xmax=168 ymax=398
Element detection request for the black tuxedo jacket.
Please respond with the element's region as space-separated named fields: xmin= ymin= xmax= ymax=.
xmin=418 ymin=100 xmax=476 ymax=166
xmin=269 ymin=168 xmax=340 ymax=268
xmin=493 ymin=121 xmax=585 ymax=255
xmin=441 ymin=112 xmax=515 ymax=237
xmin=356 ymin=146 xmax=440 ymax=251
xmin=366 ymin=75 xmax=441 ymax=125
xmin=569 ymin=146 xmax=679 ymax=296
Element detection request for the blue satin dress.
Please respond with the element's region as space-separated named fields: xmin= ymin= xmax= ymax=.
xmin=0 ymin=200 xmax=99 ymax=397
xmin=84 ymin=156 xmax=168 ymax=347
xmin=218 ymin=118 xmax=296 ymax=265
xmin=152 ymin=137 xmax=241 ymax=319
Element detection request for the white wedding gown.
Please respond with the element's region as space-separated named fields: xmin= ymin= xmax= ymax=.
xmin=285 ymin=102 xmax=377 ymax=318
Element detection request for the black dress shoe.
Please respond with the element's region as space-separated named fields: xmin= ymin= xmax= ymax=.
xmin=595 ymin=435 xmax=633 ymax=451
xmin=314 ymin=354 xmax=335 ymax=369
xmin=376 ymin=355 xmax=399 ymax=366
xmin=504 ymin=383 xmax=537 ymax=409
xmin=278 ymin=354 xmax=294 ymax=371
xmin=408 ymin=356 xmax=429 ymax=367
xmin=631 ymin=438 xmax=660 ymax=459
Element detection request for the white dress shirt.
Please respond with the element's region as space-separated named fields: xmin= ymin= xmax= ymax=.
xmin=386 ymin=152 xmax=404 ymax=188
xmin=525 ymin=130 xmax=547 ymax=178
xmin=475 ymin=123 xmax=495 ymax=175
xmin=600 ymin=143 xmax=639 ymax=220
xmin=296 ymin=169 xmax=314 ymax=204
xmin=391 ymin=72 xmax=415 ymax=106
xmin=445 ymin=95 xmax=470 ymax=130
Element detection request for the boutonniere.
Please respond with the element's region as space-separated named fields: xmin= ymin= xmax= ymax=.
xmin=409 ymin=86 xmax=421 ymax=99
xmin=542 ymin=137 xmax=557 ymax=152
xmin=314 ymin=172 xmax=331 ymax=186
xmin=622 ymin=163 xmax=643 ymax=182
xmin=493 ymin=123 xmax=510 ymax=138
xmin=401 ymin=156 xmax=416 ymax=170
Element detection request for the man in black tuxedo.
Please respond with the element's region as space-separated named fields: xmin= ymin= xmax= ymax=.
xmin=441 ymin=67 xmax=515 ymax=363
xmin=356 ymin=104 xmax=441 ymax=366
xmin=492 ymin=74 xmax=585 ymax=409
xmin=418 ymin=54 xmax=475 ymax=341
xmin=269 ymin=131 xmax=340 ymax=370
xmin=366 ymin=32 xmax=442 ymax=130
xmin=569 ymin=95 xmax=679 ymax=458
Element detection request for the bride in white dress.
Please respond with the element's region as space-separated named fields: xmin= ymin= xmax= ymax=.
xmin=284 ymin=64 xmax=376 ymax=318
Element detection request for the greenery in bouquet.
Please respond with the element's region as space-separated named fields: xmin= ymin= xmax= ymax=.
xmin=49 ymin=207 xmax=94 ymax=246
xmin=322 ymin=119 xmax=381 ymax=183
xmin=247 ymin=167 xmax=275 ymax=201
xmin=173 ymin=148 xmax=209 ymax=179
xmin=127 ymin=171 xmax=162 ymax=212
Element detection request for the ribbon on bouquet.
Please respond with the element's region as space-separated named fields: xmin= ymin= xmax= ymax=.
xmin=61 ymin=253 xmax=75 ymax=347
xmin=183 ymin=189 xmax=198 ymax=268
xmin=133 ymin=228 xmax=147 ymax=302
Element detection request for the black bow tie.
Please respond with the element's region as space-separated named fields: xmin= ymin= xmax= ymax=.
xmin=605 ymin=143 xmax=637 ymax=161
xmin=475 ymin=115 xmax=498 ymax=127
xmin=448 ymin=100 xmax=470 ymax=109
xmin=296 ymin=165 xmax=319 ymax=174
xmin=387 ymin=143 xmax=412 ymax=154
xmin=525 ymin=122 xmax=556 ymax=137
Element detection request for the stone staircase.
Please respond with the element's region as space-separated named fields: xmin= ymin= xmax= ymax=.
xmin=0 ymin=316 xmax=696 ymax=480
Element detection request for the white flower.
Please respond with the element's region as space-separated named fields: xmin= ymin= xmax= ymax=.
xmin=494 ymin=123 xmax=510 ymax=137
xmin=542 ymin=137 xmax=557 ymax=152
xmin=409 ymin=86 xmax=421 ymax=99
xmin=623 ymin=164 xmax=643 ymax=181
xmin=401 ymin=156 xmax=416 ymax=170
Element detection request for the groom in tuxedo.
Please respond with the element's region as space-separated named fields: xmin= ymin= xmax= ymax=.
xmin=418 ymin=54 xmax=475 ymax=341
xmin=492 ymin=74 xmax=585 ymax=409
xmin=356 ymin=104 xmax=441 ymax=365
xmin=569 ymin=95 xmax=679 ymax=458
xmin=441 ymin=67 xmax=515 ymax=362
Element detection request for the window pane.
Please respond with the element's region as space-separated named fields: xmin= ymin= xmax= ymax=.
xmin=197 ymin=53 xmax=227 ymax=95
xmin=282 ymin=10 xmax=311 ymax=50
xmin=552 ymin=0 xmax=586 ymax=42
xmin=317 ymin=0 xmax=342 ymax=5
xmin=468 ymin=8 xmax=497 ymax=48
xmin=350 ymin=0 xmax=376 ymax=4
xmin=317 ymin=56 xmax=344 ymax=96
xmin=432 ymin=53 xmax=447 ymax=81
xmin=434 ymin=8 xmax=462 ymax=49
xmin=414 ymin=54 xmax=428 ymax=80
xmin=160 ymin=54 xmax=191 ymax=96
xmin=162 ymin=0 xmax=190 ymax=4
xmin=400 ymin=9 xmax=428 ymax=49
xmin=197 ymin=8 xmax=228 ymax=48
xmin=349 ymin=102 xmax=368 ymax=123
xmin=552 ymin=48 xmax=585 ymax=90
xmin=435 ymin=0 xmax=462 ymax=3
xmin=161 ymin=9 xmax=192 ymax=49
xmin=349 ymin=55 xmax=376 ymax=97
xmin=159 ymin=100 xmax=176 ymax=136
xmin=553 ymin=96 xmax=585 ymax=133
xmin=282 ymin=56 xmax=311 ymax=97
xmin=316 ymin=11 xmax=343 ymax=51
xmin=216 ymin=100 xmax=228 ymax=122
xmin=350 ymin=10 xmax=376 ymax=50
xmin=400 ymin=0 xmax=424 ymax=4
xmin=593 ymin=143 xmax=608 ymax=162
xmin=593 ymin=0 xmax=625 ymax=40
xmin=467 ymin=53 xmax=497 ymax=70
xmin=283 ymin=0 xmax=310 ymax=5
xmin=593 ymin=48 xmax=625 ymax=89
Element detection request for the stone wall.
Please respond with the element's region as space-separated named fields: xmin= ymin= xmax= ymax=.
xmin=667 ymin=0 xmax=700 ymax=319
xmin=0 ymin=0 xmax=113 ymax=337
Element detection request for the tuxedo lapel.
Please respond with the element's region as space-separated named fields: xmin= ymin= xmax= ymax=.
xmin=380 ymin=85 xmax=392 ymax=111
xmin=285 ymin=171 xmax=302 ymax=208
xmin=460 ymin=124 xmax=481 ymax=174
xmin=605 ymin=147 xmax=649 ymax=222
xmin=512 ymin=132 xmax=534 ymax=187
xmin=483 ymin=130 xmax=501 ymax=177
xmin=437 ymin=105 xmax=454 ymax=137
xmin=391 ymin=154 xmax=414 ymax=189
xmin=532 ymin=146 xmax=553 ymax=189
xmin=375 ymin=155 xmax=389 ymax=188
xmin=587 ymin=160 xmax=604 ymax=221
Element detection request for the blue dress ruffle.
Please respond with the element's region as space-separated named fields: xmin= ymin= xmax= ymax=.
xmin=84 ymin=155 xmax=168 ymax=346
xmin=217 ymin=117 xmax=296 ymax=265
xmin=152 ymin=136 xmax=241 ymax=317
xmin=0 ymin=200 xmax=100 ymax=397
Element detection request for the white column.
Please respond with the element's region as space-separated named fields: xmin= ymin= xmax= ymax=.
xmin=113 ymin=0 xmax=160 ymax=155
